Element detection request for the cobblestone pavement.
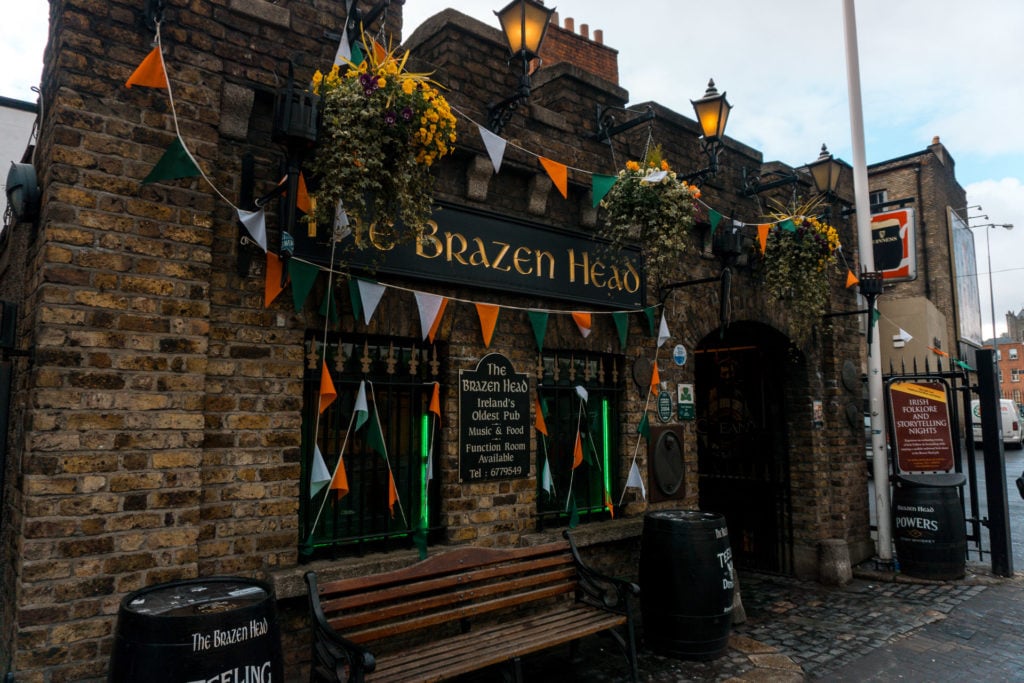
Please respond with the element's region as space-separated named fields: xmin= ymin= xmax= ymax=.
xmin=456 ymin=561 xmax=1024 ymax=682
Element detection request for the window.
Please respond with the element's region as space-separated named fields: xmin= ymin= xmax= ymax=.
xmin=300 ymin=334 xmax=442 ymax=559
xmin=1012 ymin=369 xmax=1021 ymax=383
xmin=1010 ymin=348 xmax=1019 ymax=360
xmin=869 ymin=190 xmax=888 ymax=208
xmin=535 ymin=351 xmax=623 ymax=529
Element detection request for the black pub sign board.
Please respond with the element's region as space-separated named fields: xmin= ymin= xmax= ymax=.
xmin=458 ymin=354 xmax=530 ymax=482
xmin=292 ymin=202 xmax=645 ymax=309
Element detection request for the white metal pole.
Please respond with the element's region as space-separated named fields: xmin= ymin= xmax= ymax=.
xmin=842 ymin=0 xmax=893 ymax=562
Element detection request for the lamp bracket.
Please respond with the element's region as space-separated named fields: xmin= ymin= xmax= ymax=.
xmin=677 ymin=138 xmax=723 ymax=186
xmin=487 ymin=71 xmax=532 ymax=134
xmin=144 ymin=0 xmax=166 ymax=32
xmin=741 ymin=168 xmax=801 ymax=197
xmin=591 ymin=105 xmax=654 ymax=142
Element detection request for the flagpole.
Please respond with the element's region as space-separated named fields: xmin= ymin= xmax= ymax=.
xmin=369 ymin=383 xmax=409 ymax=528
xmin=842 ymin=0 xmax=892 ymax=562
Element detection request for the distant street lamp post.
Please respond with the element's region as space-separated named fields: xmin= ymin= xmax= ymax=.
xmin=969 ymin=222 xmax=1014 ymax=390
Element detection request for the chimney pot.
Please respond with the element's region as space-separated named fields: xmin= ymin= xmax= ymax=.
xmin=594 ymin=29 xmax=603 ymax=44
xmin=564 ymin=17 xmax=574 ymax=32
xmin=580 ymin=23 xmax=589 ymax=39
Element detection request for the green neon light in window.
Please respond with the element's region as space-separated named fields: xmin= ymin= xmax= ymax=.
xmin=420 ymin=414 xmax=430 ymax=523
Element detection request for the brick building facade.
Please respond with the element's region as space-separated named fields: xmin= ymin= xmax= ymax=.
xmin=0 ymin=2 xmax=874 ymax=680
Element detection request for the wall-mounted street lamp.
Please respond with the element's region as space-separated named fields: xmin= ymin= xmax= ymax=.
xmin=806 ymin=144 xmax=843 ymax=196
xmin=680 ymin=79 xmax=732 ymax=184
xmin=968 ymin=221 xmax=1014 ymax=366
xmin=488 ymin=0 xmax=557 ymax=134
xmin=4 ymin=162 xmax=40 ymax=224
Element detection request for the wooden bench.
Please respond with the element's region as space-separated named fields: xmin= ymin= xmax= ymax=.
xmin=304 ymin=531 xmax=639 ymax=683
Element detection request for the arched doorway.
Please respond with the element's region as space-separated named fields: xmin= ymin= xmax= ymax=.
xmin=695 ymin=321 xmax=795 ymax=574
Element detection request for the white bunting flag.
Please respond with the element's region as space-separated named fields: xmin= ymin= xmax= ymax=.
xmin=356 ymin=279 xmax=386 ymax=326
xmin=353 ymin=380 xmax=368 ymax=431
xmin=478 ymin=124 xmax=507 ymax=174
xmin=310 ymin=445 xmax=331 ymax=498
xmin=415 ymin=291 xmax=446 ymax=341
xmin=625 ymin=460 xmax=646 ymax=500
xmin=657 ymin=312 xmax=671 ymax=348
xmin=237 ymin=208 xmax=267 ymax=252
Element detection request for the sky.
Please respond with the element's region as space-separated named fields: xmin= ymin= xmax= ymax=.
xmin=1 ymin=1 xmax=1021 ymax=337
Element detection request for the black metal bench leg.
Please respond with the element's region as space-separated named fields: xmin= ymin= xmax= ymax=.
xmin=512 ymin=656 xmax=523 ymax=683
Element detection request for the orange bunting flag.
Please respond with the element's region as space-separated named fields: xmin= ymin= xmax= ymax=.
xmin=845 ymin=270 xmax=859 ymax=288
xmin=264 ymin=252 xmax=286 ymax=307
xmin=387 ymin=471 xmax=398 ymax=517
xmin=125 ymin=46 xmax=168 ymax=89
xmin=371 ymin=39 xmax=387 ymax=64
xmin=428 ymin=298 xmax=448 ymax=343
xmin=572 ymin=430 xmax=584 ymax=469
xmin=534 ymin=396 xmax=548 ymax=436
xmin=429 ymin=382 xmax=441 ymax=423
xmin=475 ymin=303 xmax=500 ymax=348
xmin=571 ymin=311 xmax=592 ymax=338
xmin=757 ymin=224 xmax=770 ymax=253
xmin=928 ymin=346 xmax=949 ymax=357
xmin=319 ymin=362 xmax=337 ymax=414
xmin=650 ymin=361 xmax=661 ymax=394
xmin=330 ymin=455 xmax=349 ymax=499
xmin=539 ymin=157 xmax=568 ymax=199
xmin=296 ymin=172 xmax=313 ymax=215
xmin=604 ymin=489 xmax=615 ymax=519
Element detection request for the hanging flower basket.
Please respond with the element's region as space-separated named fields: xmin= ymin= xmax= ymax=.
xmin=760 ymin=214 xmax=840 ymax=345
xmin=598 ymin=152 xmax=701 ymax=285
xmin=309 ymin=37 xmax=457 ymax=235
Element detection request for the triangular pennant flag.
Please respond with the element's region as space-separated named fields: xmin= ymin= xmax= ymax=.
xmin=475 ymin=303 xmax=500 ymax=348
xmin=612 ymin=312 xmax=629 ymax=350
xmin=310 ymin=445 xmax=331 ymax=498
xmin=538 ymin=157 xmax=568 ymax=199
xmin=319 ymin=362 xmax=337 ymax=414
xmin=264 ymin=252 xmax=286 ymax=308
xmin=643 ymin=306 xmax=657 ymax=337
xmin=592 ymin=174 xmax=617 ymax=208
xmin=757 ymin=224 xmax=770 ymax=253
xmin=571 ymin=312 xmax=592 ymax=338
xmin=657 ymin=312 xmax=671 ymax=348
xmin=428 ymin=299 xmax=449 ymax=343
xmin=366 ymin=408 xmax=387 ymax=456
xmin=357 ymin=279 xmax=386 ymax=325
xmin=332 ymin=0 xmax=354 ymax=65
xmin=347 ymin=279 xmax=363 ymax=322
xmin=955 ymin=359 xmax=974 ymax=371
xmin=534 ymin=395 xmax=548 ymax=436
xmin=575 ymin=385 xmax=589 ymax=404
xmin=330 ymin=454 xmax=349 ymax=499
xmin=142 ymin=137 xmax=201 ymax=185
xmin=125 ymin=46 xmax=168 ymax=89
xmin=353 ymin=380 xmax=368 ymax=431
xmin=709 ymin=209 xmax=722 ymax=236
xmin=415 ymin=292 xmax=447 ymax=342
xmin=478 ymin=124 xmax=507 ymax=174
xmin=625 ymin=460 xmax=647 ymax=500
xmin=636 ymin=412 xmax=650 ymax=442
xmin=650 ymin=361 xmax=661 ymax=394
xmin=319 ymin=287 xmax=339 ymax=323
xmin=350 ymin=42 xmax=364 ymax=67
xmin=238 ymin=208 xmax=268 ymax=252
xmin=528 ymin=310 xmax=549 ymax=352
xmin=371 ymin=38 xmax=387 ymax=64
xmin=296 ymin=172 xmax=313 ymax=216
xmin=541 ymin=455 xmax=555 ymax=496
xmin=289 ymin=259 xmax=320 ymax=313
xmin=387 ymin=470 xmax=397 ymax=518
xmin=780 ymin=218 xmax=796 ymax=232
xmin=567 ymin=496 xmax=579 ymax=528
xmin=928 ymin=346 xmax=949 ymax=357
xmin=572 ymin=430 xmax=584 ymax=469
xmin=429 ymin=382 xmax=441 ymax=423
xmin=845 ymin=270 xmax=859 ymax=288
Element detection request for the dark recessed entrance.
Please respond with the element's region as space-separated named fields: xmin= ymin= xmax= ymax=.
xmin=695 ymin=322 xmax=793 ymax=574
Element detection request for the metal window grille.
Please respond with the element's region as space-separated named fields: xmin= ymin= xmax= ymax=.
xmin=299 ymin=334 xmax=443 ymax=560
xmin=535 ymin=350 xmax=623 ymax=529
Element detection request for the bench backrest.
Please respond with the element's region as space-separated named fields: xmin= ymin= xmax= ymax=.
xmin=308 ymin=541 xmax=578 ymax=646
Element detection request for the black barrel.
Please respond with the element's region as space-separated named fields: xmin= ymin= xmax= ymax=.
xmin=639 ymin=510 xmax=734 ymax=660
xmin=109 ymin=577 xmax=283 ymax=683
xmin=893 ymin=473 xmax=967 ymax=580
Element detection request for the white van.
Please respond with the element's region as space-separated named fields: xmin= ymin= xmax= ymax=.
xmin=971 ymin=399 xmax=1023 ymax=448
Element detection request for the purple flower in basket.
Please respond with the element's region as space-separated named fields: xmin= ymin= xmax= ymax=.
xmin=359 ymin=73 xmax=379 ymax=95
xmin=401 ymin=106 xmax=414 ymax=121
xmin=384 ymin=110 xmax=397 ymax=126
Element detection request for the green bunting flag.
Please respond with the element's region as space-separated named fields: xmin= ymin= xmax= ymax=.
xmin=366 ymin=408 xmax=387 ymax=457
xmin=528 ymin=310 xmax=549 ymax=352
xmin=142 ymin=137 xmax=201 ymax=185
xmin=591 ymin=174 xmax=617 ymax=208
xmin=612 ymin=311 xmax=629 ymax=349
xmin=347 ymin=279 xmax=363 ymax=323
xmin=780 ymin=218 xmax=797 ymax=232
xmin=637 ymin=412 xmax=650 ymax=442
xmin=567 ymin=495 xmax=579 ymax=529
xmin=643 ymin=306 xmax=657 ymax=337
xmin=351 ymin=42 xmax=364 ymax=66
xmin=289 ymin=259 xmax=319 ymax=313
xmin=709 ymin=209 xmax=722 ymax=236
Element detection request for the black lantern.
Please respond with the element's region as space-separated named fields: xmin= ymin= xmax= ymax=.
xmin=487 ymin=0 xmax=557 ymax=133
xmin=691 ymin=79 xmax=731 ymax=143
xmin=5 ymin=162 xmax=40 ymax=223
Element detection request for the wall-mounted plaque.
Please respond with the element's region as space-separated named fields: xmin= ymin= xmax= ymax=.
xmin=459 ymin=354 xmax=530 ymax=482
